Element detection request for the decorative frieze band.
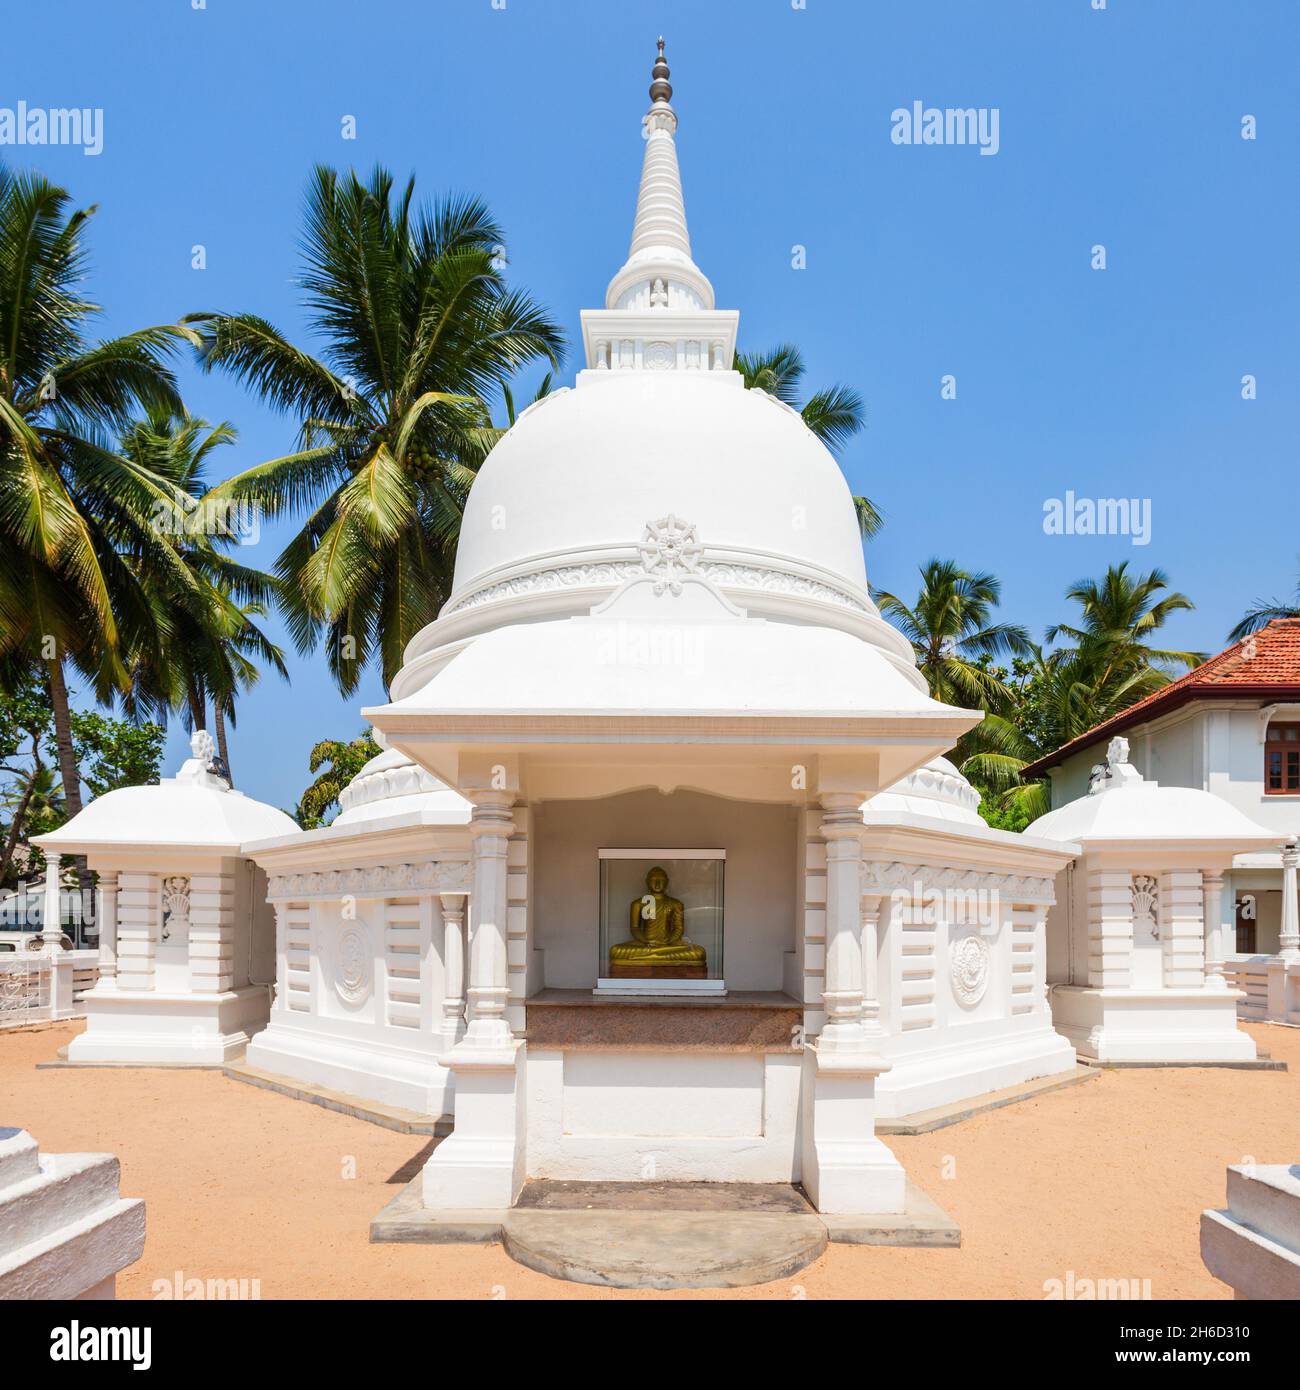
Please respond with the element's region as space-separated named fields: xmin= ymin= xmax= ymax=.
xmin=861 ymin=860 xmax=1055 ymax=906
xmin=444 ymin=558 xmax=871 ymax=616
xmin=268 ymin=861 xmax=471 ymax=902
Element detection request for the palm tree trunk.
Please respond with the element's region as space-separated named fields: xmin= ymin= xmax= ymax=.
xmin=48 ymin=657 xmax=83 ymax=819
xmin=187 ymin=682 xmax=206 ymax=732
xmin=213 ymin=702 xmax=233 ymax=787
xmin=47 ymin=656 xmax=93 ymax=926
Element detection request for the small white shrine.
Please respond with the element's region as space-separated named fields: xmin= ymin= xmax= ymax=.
xmin=1029 ymin=737 xmax=1278 ymax=1063
xmin=36 ymin=731 xmax=297 ymax=1064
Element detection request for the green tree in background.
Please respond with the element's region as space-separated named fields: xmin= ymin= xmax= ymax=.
xmin=294 ymin=731 xmax=380 ymax=829
xmin=0 ymin=669 xmax=164 ymax=887
xmin=734 ymin=343 xmax=880 ymax=538
xmin=192 ymin=166 xmax=564 ymax=695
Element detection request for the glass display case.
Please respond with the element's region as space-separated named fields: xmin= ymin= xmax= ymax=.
xmin=597 ymin=849 xmax=725 ymax=994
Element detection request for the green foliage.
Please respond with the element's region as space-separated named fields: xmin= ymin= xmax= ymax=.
xmin=951 ymin=564 xmax=1203 ymax=829
xmin=733 ymin=343 xmax=880 ymax=538
xmin=875 ymin=560 xmax=1032 ymax=715
xmin=0 ymin=667 xmax=163 ymax=885
xmin=68 ymin=710 xmax=165 ymax=799
xmin=295 ymin=731 xmax=380 ymax=829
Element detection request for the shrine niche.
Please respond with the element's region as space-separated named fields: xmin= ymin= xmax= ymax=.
xmin=597 ymin=850 xmax=724 ymax=994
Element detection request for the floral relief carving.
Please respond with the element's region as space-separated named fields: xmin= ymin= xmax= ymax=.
xmin=1132 ymin=874 xmax=1160 ymax=940
xmin=268 ymin=861 xmax=471 ymax=901
xmin=950 ymin=932 xmax=991 ymax=1008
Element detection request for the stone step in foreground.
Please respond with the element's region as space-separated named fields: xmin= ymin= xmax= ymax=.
xmin=0 ymin=1127 xmax=145 ymax=1300
xmin=1201 ymin=1163 xmax=1300 ymax=1300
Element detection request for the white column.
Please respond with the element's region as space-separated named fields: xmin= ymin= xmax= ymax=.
xmin=438 ymin=892 xmax=467 ymax=1049
xmin=188 ymin=871 xmax=234 ymax=995
xmin=462 ymin=792 xmax=514 ymax=1048
xmin=1087 ymin=871 xmax=1133 ymax=988
xmin=800 ymin=793 xmax=904 ymax=1217
xmin=422 ymin=791 xmax=526 ymax=1213
xmin=859 ymin=892 xmax=884 ymax=1039
xmin=115 ymin=872 xmax=159 ymax=992
xmin=270 ymin=902 xmax=288 ymax=1013
xmin=97 ymin=872 xmax=118 ymax=988
xmin=820 ymin=795 xmax=869 ymax=1054
xmin=1280 ymin=842 xmax=1300 ymax=961
xmin=1203 ymin=872 xmax=1227 ymax=989
xmin=1161 ymin=869 xmax=1205 ymax=988
xmin=41 ymin=854 xmax=61 ymax=939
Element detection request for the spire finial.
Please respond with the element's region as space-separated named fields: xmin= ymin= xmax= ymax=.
xmin=650 ymin=36 xmax=672 ymax=106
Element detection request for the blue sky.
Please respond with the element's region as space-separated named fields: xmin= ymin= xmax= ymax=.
xmin=8 ymin=0 xmax=1299 ymax=811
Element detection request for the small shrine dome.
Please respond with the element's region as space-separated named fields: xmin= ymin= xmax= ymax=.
xmin=334 ymin=746 xmax=471 ymax=827
xmin=1026 ymin=736 xmax=1277 ymax=849
xmin=36 ymin=732 xmax=299 ymax=853
xmin=863 ymin=756 xmax=984 ymax=826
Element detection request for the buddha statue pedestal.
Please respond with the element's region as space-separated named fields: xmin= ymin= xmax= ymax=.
xmin=608 ymin=960 xmax=707 ymax=980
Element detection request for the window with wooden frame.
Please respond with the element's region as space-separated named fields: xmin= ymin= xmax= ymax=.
xmin=1265 ymin=722 xmax=1300 ymax=793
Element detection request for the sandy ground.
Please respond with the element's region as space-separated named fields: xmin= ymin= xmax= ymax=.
xmin=3 ymin=1020 xmax=1297 ymax=1300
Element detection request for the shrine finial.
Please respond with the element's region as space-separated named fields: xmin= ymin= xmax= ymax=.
xmin=650 ymin=37 xmax=672 ymax=106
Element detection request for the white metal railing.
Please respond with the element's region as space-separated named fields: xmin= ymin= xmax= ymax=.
xmin=0 ymin=950 xmax=99 ymax=1027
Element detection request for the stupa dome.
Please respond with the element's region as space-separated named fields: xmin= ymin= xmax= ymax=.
xmin=389 ymin=41 xmax=924 ymax=703
xmin=448 ymin=371 xmax=869 ymax=604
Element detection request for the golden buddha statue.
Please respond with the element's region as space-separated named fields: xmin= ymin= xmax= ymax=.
xmin=608 ymin=866 xmax=707 ymax=978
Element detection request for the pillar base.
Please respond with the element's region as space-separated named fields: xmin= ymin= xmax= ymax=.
xmin=422 ymin=1040 xmax=525 ymax=1212
xmin=800 ymin=1043 xmax=906 ymax=1216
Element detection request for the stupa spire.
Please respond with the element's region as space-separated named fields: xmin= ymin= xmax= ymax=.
xmin=580 ymin=40 xmax=738 ymax=372
xmin=604 ymin=38 xmax=714 ymax=313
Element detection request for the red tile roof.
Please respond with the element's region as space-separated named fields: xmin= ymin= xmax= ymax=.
xmin=1021 ymin=618 xmax=1300 ymax=778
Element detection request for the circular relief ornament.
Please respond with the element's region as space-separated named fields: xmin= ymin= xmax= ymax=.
xmin=950 ymin=933 xmax=991 ymax=1008
xmin=335 ymin=925 xmax=373 ymax=1006
xmin=644 ymin=340 xmax=675 ymax=370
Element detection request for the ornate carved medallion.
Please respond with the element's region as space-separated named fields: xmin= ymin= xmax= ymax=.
xmin=638 ymin=514 xmax=703 ymax=595
xmin=950 ymin=932 xmax=991 ymax=1008
xmin=335 ymin=924 xmax=373 ymax=1005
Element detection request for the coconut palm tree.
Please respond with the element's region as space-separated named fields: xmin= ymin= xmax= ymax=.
xmin=875 ymin=559 xmax=1032 ymax=710
xmin=1045 ymin=562 xmax=1203 ymax=684
xmin=733 ymin=343 xmax=881 ymax=538
xmin=0 ymin=165 xmax=199 ymax=826
xmin=962 ymin=564 xmax=1203 ymax=823
xmin=191 ymin=166 xmax=564 ymax=693
xmin=116 ymin=408 xmax=288 ymax=784
xmin=960 ymin=649 xmax=1161 ymax=824
xmin=1228 ymin=571 xmax=1300 ymax=640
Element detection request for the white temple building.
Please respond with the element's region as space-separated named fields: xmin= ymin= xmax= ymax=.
xmin=36 ymin=42 xmax=1286 ymax=1233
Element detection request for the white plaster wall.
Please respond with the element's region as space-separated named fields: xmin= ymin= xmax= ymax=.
xmin=247 ymin=886 xmax=455 ymax=1114
xmin=525 ymin=1047 xmax=801 ymax=1182
xmin=532 ymin=791 xmax=798 ymax=990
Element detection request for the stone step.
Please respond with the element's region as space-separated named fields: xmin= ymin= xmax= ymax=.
xmin=0 ymin=1152 xmax=127 ymax=1257
xmin=0 ymin=1128 xmax=41 ymax=1191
